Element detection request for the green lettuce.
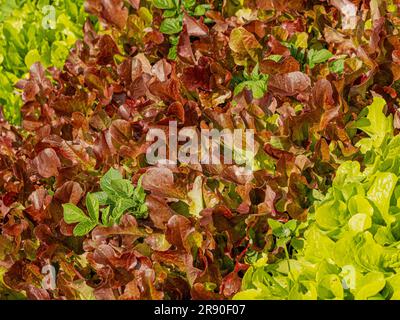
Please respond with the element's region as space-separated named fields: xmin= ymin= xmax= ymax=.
xmin=0 ymin=0 xmax=88 ymax=124
xmin=235 ymin=97 xmax=400 ymax=300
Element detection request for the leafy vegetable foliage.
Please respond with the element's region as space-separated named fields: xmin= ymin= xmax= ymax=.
xmin=233 ymin=64 xmax=269 ymax=99
xmin=236 ymin=98 xmax=400 ymax=300
xmin=0 ymin=0 xmax=88 ymax=124
xmin=63 ymin=168 xmax=148 ymax=236
xmin=1 ymin=0 xmax=400 ymax=300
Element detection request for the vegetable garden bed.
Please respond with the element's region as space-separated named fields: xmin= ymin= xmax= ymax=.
xmin=1 ymin=0 xmax=400 ymax=300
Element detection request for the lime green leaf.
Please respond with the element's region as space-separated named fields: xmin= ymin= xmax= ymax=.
xmin=92 ymin=191 xmax=109 ymax=205
xmin=160 ymin=17 xmax=182 ymax=34
xmin=329 ymin=59 xmax=345 ymax=74
xmin=387 ymin=274 xmax=400 ymax=299
xmin=317 ymin=274 xmax=344 ymax=300
xmin=193 ymin=4 xmax=210 ymax=16
xmin=307 ymin=48 xmax=333 ymax=69
xmin=355 ymin=272 xmax=386 ymax=300
xmin=73 ymin=219 xmax=97 ymax=237
xmin=163 ymin=9 xmax=178 ymax=18
xmin=348 ymin=213 xmax=372 ymax=232
xmin=153 ymin=0 xmax=175 ymax=9
xmin=333 ymin=161 xmax=364 ymax=187
xmin=63 ymin=204 xmax=87 ymax=224
xmin=86 ymin=192 xmax=99 ymax=223
xmin=110 ymin=179 xmax=134 ymax=198
xmin=315 ymin=199 xmax=347 ymax=231
xmin=182 ymin=0 xmax=196 ymax=9
xmin=24 ymin=49 xmax=42 ymax=68
xmin=268 ymin=218 xmax=283 ymax=234
xmin=100 ymin=168 xmax=123 ymax=194
xmin=101 ymin=206 xmax=111 ymax=226
xmin=267 ymin=54 xmax=283 ymax=62
xmin=367 ymin=172 xmax=397 ymax=225
xmin=290 ymin=238 xmax=304 ymax=251
xmin=288 ymin=281 xmax=318 ymax=300
xmin=356 ymin=97 xmax=392 ymax=148
xmin=111 ymin=197 xmax=139 ymax=222
xmin=348 ymin=195 xmax=374 ymax=217
xmin=293 ymin=32 xmax=308 ymax=49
